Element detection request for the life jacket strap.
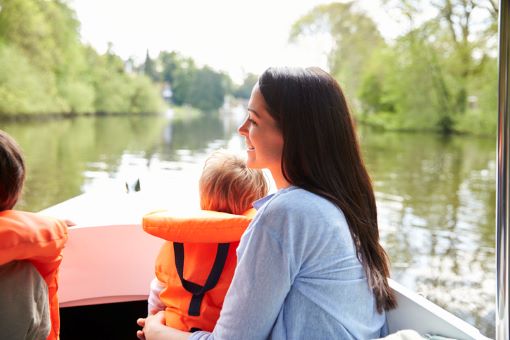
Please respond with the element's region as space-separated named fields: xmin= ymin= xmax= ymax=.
xmin=173 ymin=242 xmax=230 ymax=316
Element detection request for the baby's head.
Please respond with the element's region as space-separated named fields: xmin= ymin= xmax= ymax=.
xmin=0 ymin=130 xmax=25 ymax=211
xmin=199 ymin=150 xmax=268 ymax=215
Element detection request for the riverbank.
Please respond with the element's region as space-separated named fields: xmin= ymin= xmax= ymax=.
xmin=1 ymin=107 xmax=497 ymax=139
xmin=0 ymin=111 xmax=165 ymax=122
xmin=357 ymin=111 xmax=497 ymax=138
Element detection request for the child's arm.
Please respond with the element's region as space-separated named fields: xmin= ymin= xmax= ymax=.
xmin=147 ymin=277 xmax=166 ymax=316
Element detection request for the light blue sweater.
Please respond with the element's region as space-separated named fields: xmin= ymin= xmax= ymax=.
xmin=191 ymin=186 xmax=386 ymax=340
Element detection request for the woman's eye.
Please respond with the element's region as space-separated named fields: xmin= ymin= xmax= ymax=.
xmin=245 ymin=115 xmax=256 ymax=125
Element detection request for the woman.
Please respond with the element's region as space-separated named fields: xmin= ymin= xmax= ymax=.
xmin=137 ymin=67 xmax=397 ymax=340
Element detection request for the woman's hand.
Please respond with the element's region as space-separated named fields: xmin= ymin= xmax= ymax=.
xmin=136 ymin=311 xmax=191 ymax=340
xmin=136 ymin=309 xmax=162 ymax=339
xmin=136 ymin=317 xmax=147 ymax=340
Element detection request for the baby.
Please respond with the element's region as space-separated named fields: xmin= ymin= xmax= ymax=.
xmin=143 ymin=150 xmax=268 ymax=332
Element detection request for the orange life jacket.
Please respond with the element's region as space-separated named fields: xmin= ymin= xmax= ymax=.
xmin=0 ymin=210 xmax=68 ymax=340
xmin=143 ymin=209 xmax=255 ymax=332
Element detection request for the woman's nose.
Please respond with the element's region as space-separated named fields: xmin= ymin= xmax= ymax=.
xmin=238 ymin=118 xmax=248 ymax=135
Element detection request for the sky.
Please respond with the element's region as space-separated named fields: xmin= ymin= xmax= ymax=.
xmin=69 ymin=0 xmax=406 ymax=83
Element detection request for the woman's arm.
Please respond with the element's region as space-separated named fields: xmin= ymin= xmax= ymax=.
xmin=190 ymin=206 xmax=294 ymax=340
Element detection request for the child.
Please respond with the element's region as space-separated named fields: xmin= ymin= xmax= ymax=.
xmin=142 ymin=150 xmax=268 ymax=332
xmin=0 ymin=130 xmax=68 ymax=340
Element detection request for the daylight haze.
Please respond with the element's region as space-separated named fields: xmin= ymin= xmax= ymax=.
xmin=69 ymin=0 xmax=404 ymax=82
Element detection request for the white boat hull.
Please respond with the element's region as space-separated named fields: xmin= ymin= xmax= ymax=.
xmin=42 ymin=192 xmax=490 ymax=340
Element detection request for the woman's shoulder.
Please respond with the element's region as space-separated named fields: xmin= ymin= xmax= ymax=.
xmin=256 ymin=186 xmax=347 ymax=230
xmin=252 ymin=186 xmax=356 ymax=256
xmin=264 ymin=186 xmax=339 ymax=214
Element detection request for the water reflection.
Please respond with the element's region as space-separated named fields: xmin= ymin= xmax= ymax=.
xmin=157 ymin=113 xmax=227 ymax=161
xmin=360 ymin=128 xmax=495 ymax=337
xmin=1 ymin=114 xmax=496 ymax=337
xmin=3 ymin=111 xmax=236 ymax=211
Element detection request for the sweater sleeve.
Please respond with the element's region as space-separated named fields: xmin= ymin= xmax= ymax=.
xmin=190 ymin=202 xmax=293 ymax=340
xmin=0 ymin=260 xmax=51 ymax=340
xmin=147 ymin=277 xmax=166 ymax=316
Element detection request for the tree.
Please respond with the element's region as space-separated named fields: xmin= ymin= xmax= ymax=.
xmin=170 ymin=57 xmax=197 ymax=106
xmin=290 ymin=2 xmax=386 ymax=102
xmin=0 ymin=0 xmax=164 ymax=116
xmin=143 ymin=49 xmax=158 ymax=81
xmin=159 ymin=51 xmax=180 ymax=84
xmin=293 ymin=0 xmax=499 ymax=134
xmin=381 ymin=0 xmax=498 ymax=116
xmin=233 ymin=73 xmax=258 ymax=99
xmin=187 ymin=66 xmax=227 ymax=112
xmin=159 ymin=52 xmax=228 ymax=112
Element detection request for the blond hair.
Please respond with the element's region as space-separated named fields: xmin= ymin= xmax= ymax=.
xmin=199 ymin=151 xmax=268 ymax=215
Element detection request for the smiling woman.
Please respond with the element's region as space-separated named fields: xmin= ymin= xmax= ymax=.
xmin=137 ymin=66 xmax=396 ymax=340
xmin=238 ymin=85 xmax=285 ymax=187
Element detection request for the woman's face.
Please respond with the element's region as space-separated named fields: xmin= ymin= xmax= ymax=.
xmin=238 ymin=84 xmax=285 ymax=185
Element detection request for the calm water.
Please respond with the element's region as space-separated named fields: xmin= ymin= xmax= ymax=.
xmin=2 ymin=111 xmax=496 ymax=338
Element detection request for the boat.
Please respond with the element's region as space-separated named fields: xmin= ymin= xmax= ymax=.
xmin=42 ymin=190 xmax=490 ymax=340
xmin=37 ymin=0 xmax=508 ymax=339
xmin=32 ymin=162 xmax=500 ymax=339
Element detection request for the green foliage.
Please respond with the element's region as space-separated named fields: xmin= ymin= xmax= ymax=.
xmin=93 ymin=72 xmax=135 ymax=114
xmin=291 ymin=2 xmax=385 ymax=102
xmin=159 ymin=51 xmax=180 ymax=84
xmin=169 ymin=57 xmax=197 ymax=106
xmin=0 ymin=0 xmax=164 ymax=116
xmin=0 ymin=0 xmax=234 ymax=117
xmin=154 ymin=52 xmax=227 ymax=112
xmin=358 ymin=49 xmax=396 ymax=115
xmin=143 ymin=50 xmax=159 ymax=82
xmin=0 ymin=0 xmax=56 ymax=71
xmin=186 ymin=67 xmax=227 ymax=112
xmin=57 ymin=79 xmax=95 ymax=114
xmin=0 ymin=42 xmax=64 ymax=115
xmin=293 ymin=0 xmax=499 ymax=135
xmin=456 ymin=58 xmax=498 ymax=136
xmin=233 ymin=73 xmax=258 ymax=99
xmin=129 ymin=75 xmax=166 ymax=113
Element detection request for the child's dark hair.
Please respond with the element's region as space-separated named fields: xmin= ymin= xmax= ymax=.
xmin=199 ymin=150 xmax=268 ymax=215
xmin=0 ymin=130 xmax=25 ymax=211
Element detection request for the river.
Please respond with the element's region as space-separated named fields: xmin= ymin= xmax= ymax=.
xmin=1 ymin=110 xmax=496 ymax=338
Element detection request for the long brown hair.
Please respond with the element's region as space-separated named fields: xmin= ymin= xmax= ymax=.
xmin=258 ymin=67 xmax=397 ymax=312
